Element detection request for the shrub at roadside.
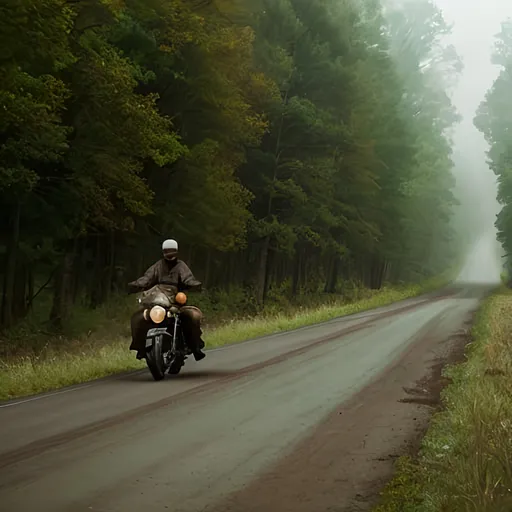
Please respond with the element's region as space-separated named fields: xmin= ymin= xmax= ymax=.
xmin=375 ymin=287 xmax=512 ymax=512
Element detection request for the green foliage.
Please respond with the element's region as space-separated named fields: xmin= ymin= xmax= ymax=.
xmin=0 ymin=0 xmax=462 ymax=330
xmin=0 ymin=70 xmax=69 ymax=195
xmin=475 ymin=20 xmax=512 ymax=269
xmin=380 ymin=0 xmax=462 ymax=280
xmin=374 ymin=456 xmax=423 ymax=512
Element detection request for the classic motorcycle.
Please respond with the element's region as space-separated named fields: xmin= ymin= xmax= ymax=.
xmin=137 ymin=284 xmax=191 ymax=381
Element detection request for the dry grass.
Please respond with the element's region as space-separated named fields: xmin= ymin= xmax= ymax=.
xmin=0 ymin=277 xmax=447 ymax=401
xmin=375 ymin=287 xmax=512 ymax=512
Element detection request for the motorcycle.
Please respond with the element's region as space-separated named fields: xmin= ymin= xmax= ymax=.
xmin=137 ymin=284 xmax=191 ymax=381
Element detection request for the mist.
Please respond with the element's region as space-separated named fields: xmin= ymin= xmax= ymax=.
xmin=434 ymin=0 xmax=508 ymax=282
xmin=457 ymin=231 xmax=502 ymax=283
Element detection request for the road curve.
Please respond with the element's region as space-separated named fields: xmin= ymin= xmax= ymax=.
xmin=0 ymin=284 xmax=492 ymax=511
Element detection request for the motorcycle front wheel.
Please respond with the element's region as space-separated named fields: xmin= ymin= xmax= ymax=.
xmin=145 ymin=337 xmax=166 ymax=381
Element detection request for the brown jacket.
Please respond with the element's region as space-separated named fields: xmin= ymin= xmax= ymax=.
xmin=128 ymin=259 xmax=202 ymax=293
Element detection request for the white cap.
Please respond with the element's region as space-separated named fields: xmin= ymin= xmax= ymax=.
xmin=162 ymin=239 xmax=178 ymax=251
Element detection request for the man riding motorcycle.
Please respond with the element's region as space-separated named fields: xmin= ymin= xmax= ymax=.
xmin=128 ymin=239 xmax=206 ymax=362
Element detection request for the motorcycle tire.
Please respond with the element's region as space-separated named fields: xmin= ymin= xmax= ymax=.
xmin=145 ymin=338 xmax=166 ymax=381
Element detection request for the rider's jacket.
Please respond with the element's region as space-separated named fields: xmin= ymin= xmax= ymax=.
xmin=128 ymin=259 xmax=202 ymax=293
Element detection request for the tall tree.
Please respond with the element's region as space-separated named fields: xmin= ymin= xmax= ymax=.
xmin=475 ymin=19 xmax=512 ymax=271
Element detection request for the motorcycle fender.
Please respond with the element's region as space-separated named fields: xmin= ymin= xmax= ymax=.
xmin=147 ymin=327 xmax=168 ymax=337
xmin=145 ymin=328 xmax=165 ymax=348
xmin=145 ymin=328 xmax=172 ymax=350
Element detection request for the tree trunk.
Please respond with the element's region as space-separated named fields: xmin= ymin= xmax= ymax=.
xmin=204 ymin=248 xmax=212 ymax=288
xmin=263 ymin=245 xmax=273 ymax=303
xmin=89 ymin=237 xmax=101 ymax=308
xmin=50 ymin=248 xmax=76 ymax=330
xmin=382 ymin=260 xmax=391 ymax=285
xmin=1 ymin=202 xmax=21 ymax=328
xmin=89 ymin=236 xmax=107 ymax=308
xmin=13 ymin=260 xmax=27 ymax=319
xmin=257 ymin=236 xmax=270 ymax=304
xmin=369 ymin=255 xmax=385 ymax=290
xmin=292 ymin=248 xmax=301 ymax=296
xmin=325 ymin=255 xmax=339 ymax=293
xmin=26 ymin=267 xmax=34 ymax=313
xmin=73 ymin=236 xmax=87 ymax=302
xmin=226 ymin=252 xmax=236 ymax=293
xmin=301 ymin=247 xmax=308 ymax=291
xmin=104 ymin=232 xmax=116 ymax=300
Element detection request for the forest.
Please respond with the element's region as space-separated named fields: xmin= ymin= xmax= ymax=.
xmin=0 ymin=0 xmax=465 ymax=333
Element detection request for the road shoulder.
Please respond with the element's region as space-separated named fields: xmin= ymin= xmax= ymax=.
xmin=209 ymin=291 xmax=479 ymax=512
xmin=375 ymin=287 xmax=512 ymax=511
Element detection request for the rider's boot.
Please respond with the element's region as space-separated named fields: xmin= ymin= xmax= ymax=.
xmin=193 ymin=350 xmax=206 ymax=361
xmin=193 ymin=337 xmax=206 ymax=361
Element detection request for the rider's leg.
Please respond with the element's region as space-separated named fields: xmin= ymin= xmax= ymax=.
xmin=180 ymin=306 xmax=206 ymax=361
xmin=130 ymin=309 xmax=149 ymax=359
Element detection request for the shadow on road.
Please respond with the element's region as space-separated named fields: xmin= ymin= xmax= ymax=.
xmin=122 ymin=368 xmax=238 ymax=382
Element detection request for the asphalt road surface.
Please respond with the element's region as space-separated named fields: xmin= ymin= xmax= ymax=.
xmin=0 ymin=284 xmax=493 ymax=512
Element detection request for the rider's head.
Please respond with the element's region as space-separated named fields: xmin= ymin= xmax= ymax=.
xmin=162 ymin=239 xmax=178 ymax=262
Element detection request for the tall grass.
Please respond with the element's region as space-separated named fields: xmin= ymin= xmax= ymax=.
xmin=0 ymin=276 xmax=448 ymax=401
xmin=375 ymin=287 xmax=512 ymax=512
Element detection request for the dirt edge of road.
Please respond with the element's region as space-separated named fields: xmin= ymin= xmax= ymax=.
xmin=209 ymin=303 xmax=478 ymax=512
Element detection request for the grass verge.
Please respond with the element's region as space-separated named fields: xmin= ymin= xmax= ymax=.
xmin=0 ymin=275 xmax=448 ymax=402
xmin=374 ymin=286 xmax=512 ymax=512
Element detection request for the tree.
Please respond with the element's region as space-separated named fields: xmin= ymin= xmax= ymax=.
xmin=475 ymin=19 xmax=512 ymax=270
xmin=381 ymin=0 xmax=462 ymax=280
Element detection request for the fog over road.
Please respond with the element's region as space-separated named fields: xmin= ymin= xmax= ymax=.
xmin=457 ymin=231 xmax=502 ymax=284
xmin=0 ymin=271 xmax=496 ymax=511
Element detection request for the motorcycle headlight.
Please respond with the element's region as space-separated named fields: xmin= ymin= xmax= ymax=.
xmin=149 ymin=305 xmax=166 ymax=324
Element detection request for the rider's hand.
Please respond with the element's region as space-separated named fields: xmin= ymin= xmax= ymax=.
xmin=127 ymin=284 xmax=139 ymax=295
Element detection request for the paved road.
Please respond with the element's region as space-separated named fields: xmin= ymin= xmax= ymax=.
xmin=0 ymin=284 xmax=492 ymax=512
